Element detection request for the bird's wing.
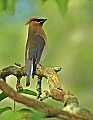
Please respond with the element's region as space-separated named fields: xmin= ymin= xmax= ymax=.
xmin=40 ymin=38 xmax=47 ymax=61
xmin=33 ymin=33 xmax=47 ymax=61
xmin=29 ymin=34 xmax=46 ymax=62
xmin=25 ymin=56 xmax=33 ymax=86
xmin=25 ymin=34 xmax=45 ymax=83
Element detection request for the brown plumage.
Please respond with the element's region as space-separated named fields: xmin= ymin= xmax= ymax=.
xmin=25 ymin=18 xmax=47 ymax=87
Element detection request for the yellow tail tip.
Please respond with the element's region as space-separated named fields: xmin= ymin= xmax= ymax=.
xmin=26 ymin=85 xmax=30 ymax=89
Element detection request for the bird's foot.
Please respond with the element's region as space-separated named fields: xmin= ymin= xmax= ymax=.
xmin=36 ymin=89 xmax=42 ymax=99
xmin=40 ymin=90 xmax=50 ymax=101
xmin=16 ymin=77 xmax=23 ymax=92
xmin=36 ymin=76 xmax=42 ymax=99
xmin=16 ymin=84 xmax=23 ymax=92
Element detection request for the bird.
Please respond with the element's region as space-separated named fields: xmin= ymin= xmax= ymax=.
xmin=25 ymin=18 xmax=47 ymax=88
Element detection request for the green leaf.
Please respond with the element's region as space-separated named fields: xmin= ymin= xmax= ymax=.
xmin=19 ymin=89 xmax=37 ymax=96
xmin=3 ymin=111 xmax=22 ymax=120
xmin=0 ymin=107 xmax=12 ymax=115
xmin=0 ymin=0 xmax=18 ymax=16
xmin=0 ymin=0 xmax=6 ymax=15
xmin=0 ymin=89 xmax=37 ymax=102
xmin=15 ymin=108 xmax=33 ymax=120
xmin=0 ymin=92 xmax=8 ymax=102
xmin=41 ymin=0 xmax=48 ymax=3
xmin=55 ymin=0 xmax=70 ymax=15
xmin=31 ymin=110 xmax=44 ymax=120
xmin=18 ymin=108 xmax=33 ymax=114
xmin=6 ymin=0 xmax=18 ymax=15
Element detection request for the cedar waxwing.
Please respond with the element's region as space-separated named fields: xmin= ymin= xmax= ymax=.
xmin=25 ymin=18 xmax=47 ymax=87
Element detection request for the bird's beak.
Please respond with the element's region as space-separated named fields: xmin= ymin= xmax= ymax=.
xmin=41 ymin=19 xmax=47 ymax=23
xmin=40 ymin=19 xmax=47 ymax=25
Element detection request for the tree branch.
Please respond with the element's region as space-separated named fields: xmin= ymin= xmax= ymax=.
xmin=0 ymin=78 xmax=73 ymax=119
xmin=0 ymin=63 xmax=93 ymax=120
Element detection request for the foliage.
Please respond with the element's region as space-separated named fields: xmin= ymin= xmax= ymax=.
xmin=31 ymin=111 xmax=44 ymax=120
xmin=0 ymin=106 xmax=43 ymax=120
xmin=0 ymin=92 xmax=8 ymax=102
xmin=42 ymin=0 xmax=70 ymax=14
xmin=0 ymin=89 xmax=37 ymax=119
xmin=0 ymin=107 xmax=12 ymax=115
xmin=0 ymin=0 xmax=93 ymax=119
xmin=1 ymin=110 xmax=23 ymax=120
xmin=19 ymin=89 xmax=37 ymax=96
xmin=0 ymin=0 xmax=73 ymax=16
xmin=0 ymin=0 xmax=18 ymax=16
xmin=0 ymin=89 xmax=37 ymax=101
xmin=0 ymin=97 xmax=42 ymax=120
xmin=55 ymin=0 xmax=70 ymax=14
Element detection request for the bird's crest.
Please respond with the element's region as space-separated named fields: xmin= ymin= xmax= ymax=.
xmin=25 ymin=18 xmax=47 ymax=25
xmin=25 ymin=18 xmax=38 ymax=25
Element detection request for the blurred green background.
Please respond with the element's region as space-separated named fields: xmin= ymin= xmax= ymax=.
xmin=0 ymin=0 xmax=93 ymax=119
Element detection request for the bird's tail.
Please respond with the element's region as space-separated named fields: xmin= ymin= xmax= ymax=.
xmin=26 ymin=74 xmax=30 ymax=87
xmin=26 ymin=59 xmax=33 ymax=87
xmin=26 ymin=58 xmax=38 ymax=87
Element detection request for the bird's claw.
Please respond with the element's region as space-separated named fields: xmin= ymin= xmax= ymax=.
xmin=36 ymin=86 xmax=42 ymax=99
xmin=16 ymin=84 xmax=23 ymax=92
xmin=40 ymin=90 xmax=50 ymax=101
xmin=36 ymin=91 xmax=42 ymax=99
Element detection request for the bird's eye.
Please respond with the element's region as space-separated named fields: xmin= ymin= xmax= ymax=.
xmin=36 ymin=19 xmax=44 ymax=23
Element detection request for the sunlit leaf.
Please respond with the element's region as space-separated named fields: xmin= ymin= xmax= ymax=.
xmin=0 ymin=107 xmax=12 ymax=115
xmin=55 ymin=0 xmax=70 ymax=15
xmin=0 ymin=92 xmax=8 ymax=102
xmin=19 ymin=89 xmax=37 ymax=96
